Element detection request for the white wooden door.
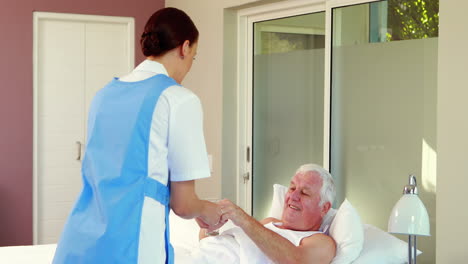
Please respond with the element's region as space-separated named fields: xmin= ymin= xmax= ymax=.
xmin=33 ymin=12 xmax=134 ymax=244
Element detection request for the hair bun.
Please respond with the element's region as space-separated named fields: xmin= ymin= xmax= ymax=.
xmin=142 ymin=32 xmax=161 ymax=56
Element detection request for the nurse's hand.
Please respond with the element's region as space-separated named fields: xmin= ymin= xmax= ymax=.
xmin=196 ymin=216 xmax=226 ymax=229
xmin=196 ymin=217 xmax=226 ymax=235
xmin=170 ymin=180 xmax=225 ymax=227
xmin=199 ymin=201 xmax=224 ymax=227
xmin=195 ymin=217 xmax=210 ymax=229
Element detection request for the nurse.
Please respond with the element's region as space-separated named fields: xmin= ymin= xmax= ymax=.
xmin=53 ymin=7 xmax=222 ymax=264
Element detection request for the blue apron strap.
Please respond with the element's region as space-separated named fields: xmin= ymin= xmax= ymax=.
xmin=144 ymin=178 xmax=170 ymax=206
xmin=144 ymin=178 xmax=173 ymax=264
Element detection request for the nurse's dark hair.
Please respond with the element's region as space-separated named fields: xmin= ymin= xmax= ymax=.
xmin=141 ymin=7 xmax=199 ymax=57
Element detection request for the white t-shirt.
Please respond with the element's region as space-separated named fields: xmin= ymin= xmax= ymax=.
xmin=191 ymin=222 xmax=323 ymax=263
xmin=119 ymin=60 xmax=210 ymax=264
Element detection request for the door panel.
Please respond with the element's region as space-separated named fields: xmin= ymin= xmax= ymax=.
xmin=37 ymin=19 xmax=85 ymax=243
xmin=85 ymin=22 xmax=131 ymax=120
xmin=252 ymin=12 xmax=326 ymax=220
xmin=35 ymin=13 xmax=134 ymax=244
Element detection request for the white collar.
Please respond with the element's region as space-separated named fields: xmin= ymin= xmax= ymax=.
xmin=134 ymin=59 xmax=169 ymax=76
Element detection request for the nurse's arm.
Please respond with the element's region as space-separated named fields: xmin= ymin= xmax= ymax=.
xmin=170 ymin=180 xmax=221 ymax=226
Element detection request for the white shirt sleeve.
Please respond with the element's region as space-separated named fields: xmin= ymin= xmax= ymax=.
xmin=167 ymin=87 xmax=210 ymax=182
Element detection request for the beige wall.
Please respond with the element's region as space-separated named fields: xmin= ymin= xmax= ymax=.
xmin=436 ymin=0 xmax=468 ymax=262
xmin=166 ymin=0 xmax=468 ymax=261
xmin=165 ymin=0 xmax=228 ymax=200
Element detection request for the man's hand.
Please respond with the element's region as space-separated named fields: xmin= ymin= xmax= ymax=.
xmin=218 ymin=199 xmax=249 ymax=228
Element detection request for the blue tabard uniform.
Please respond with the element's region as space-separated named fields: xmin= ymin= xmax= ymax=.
xmin=53 ymin=74 xmax=178 ymax=264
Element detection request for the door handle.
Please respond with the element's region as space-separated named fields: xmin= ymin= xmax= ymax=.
xmin=76 ymin=141 xmax=82 ymax=161
xmin=243 ymin=172 xmax=250 ymax=183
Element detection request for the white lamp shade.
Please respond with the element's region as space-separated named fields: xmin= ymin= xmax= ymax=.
xmin=388 ymin=194 xmax=430 ymax=236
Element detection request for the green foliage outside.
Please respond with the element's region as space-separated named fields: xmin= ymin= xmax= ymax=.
xmin=387 ymin=0 xmax=439 ymax=40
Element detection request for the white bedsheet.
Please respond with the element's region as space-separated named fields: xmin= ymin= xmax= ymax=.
xmin=186 ymin=229 xmax=240 ymax=264
xmin=0 ymin=213 xmax=203 ymax=264
xmin=0 ymin=214 xmax=264 ymax=264
xmin=0 ymin=243 xmax=198 ymax=264
xmin=0 ymin=244 xmax=56 ymax=264
xmin=170 ymin=210 xmax=240 ymax=263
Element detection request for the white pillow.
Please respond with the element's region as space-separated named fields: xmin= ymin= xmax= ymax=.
xmin=268 ymin=184 xmax=288 ymax=219
xmin=321 ymin=208 xmax=337 ymax=233
xmin=330 ymin=199 xmax=364 ymax=264
xmin=353 ymin=224 xmax=422 ymax=264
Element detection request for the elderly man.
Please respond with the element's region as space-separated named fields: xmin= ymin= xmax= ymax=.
xmin=192 ymin=164 xmax=336 ymax=264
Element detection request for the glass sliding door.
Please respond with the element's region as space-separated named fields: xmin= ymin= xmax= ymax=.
xmin=252 ymin=12 xmax=325 ymax=220
xmin=331 ymin=1 xmax=438 ymax=263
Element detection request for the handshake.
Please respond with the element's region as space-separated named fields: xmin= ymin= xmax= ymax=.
xmin=196 ymin=199 xmax=248 ymax=238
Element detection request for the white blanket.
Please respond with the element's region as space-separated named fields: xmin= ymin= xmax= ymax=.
xmin=185 ymin=229 xmax=241 ymax=264
xmin=175 ymin=220 xmax=322 ymax=264
xmin=179 ymin=226 xmax=276 ymax=264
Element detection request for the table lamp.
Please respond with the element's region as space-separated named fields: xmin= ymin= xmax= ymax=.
xmin=388 ymin=174 xmax=430 ymax=264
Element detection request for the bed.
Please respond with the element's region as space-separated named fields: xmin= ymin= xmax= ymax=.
xmin=0 ymin=186 xmax=419 ymax=264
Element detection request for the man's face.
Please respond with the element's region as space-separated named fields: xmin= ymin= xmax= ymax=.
xmin=281 ymin=171 xmax=327 ymax=231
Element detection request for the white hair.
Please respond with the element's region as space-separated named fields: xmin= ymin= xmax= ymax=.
xmin=296 ymin=164 xmax=336 ymax=207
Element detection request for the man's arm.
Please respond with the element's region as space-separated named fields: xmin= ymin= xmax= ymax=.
xmin=219 ymin=199 xmax=336 ymax=264
xmin=300 ymin=234 xmax=336 ymax=264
